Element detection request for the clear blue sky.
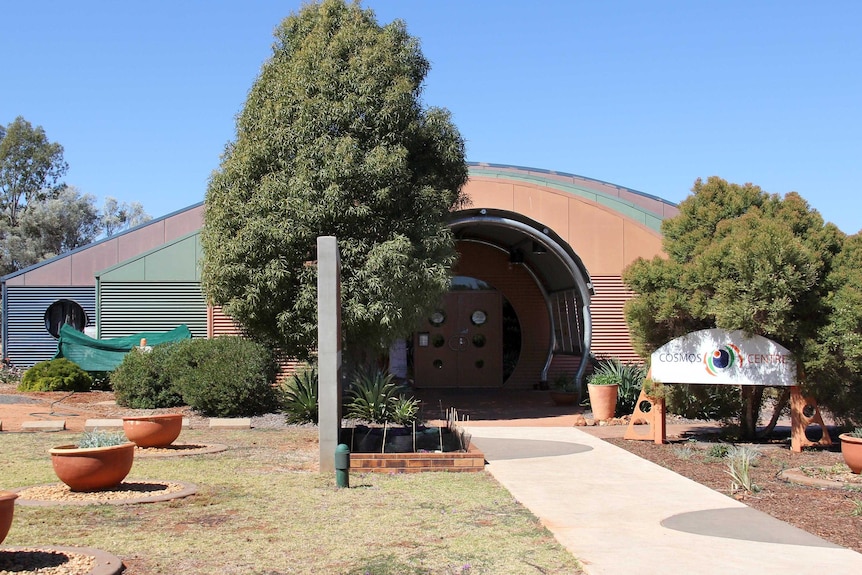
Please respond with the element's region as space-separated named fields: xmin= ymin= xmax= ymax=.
xmin=2 ymin=1 xmax=860 ymax=233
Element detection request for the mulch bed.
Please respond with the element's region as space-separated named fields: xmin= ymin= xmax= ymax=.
xmin=606 ymin=435 xmax=862 ymax=554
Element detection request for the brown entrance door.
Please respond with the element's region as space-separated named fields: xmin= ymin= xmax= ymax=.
xmin=414 ymin=291 xmax=502 ymax=388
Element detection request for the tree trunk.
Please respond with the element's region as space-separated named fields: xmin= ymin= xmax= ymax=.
xmin=757 ymin=388 xmax=790 ymax=439
xmin=739 ymin=386 xmax=764 ymax=440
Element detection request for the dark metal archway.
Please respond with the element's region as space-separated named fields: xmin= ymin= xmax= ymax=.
xmin=449 ymin=208 xmax=594 ymax=395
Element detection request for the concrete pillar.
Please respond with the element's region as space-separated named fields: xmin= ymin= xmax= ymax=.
xmin=317 ymin=236 xmax=342 ymax=472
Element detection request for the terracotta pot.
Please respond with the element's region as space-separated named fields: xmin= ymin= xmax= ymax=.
xmin=50 ymin=443 xmax=135 ymax=491
xmin=123 ymin=414 xmax=183 ymax=448
xmin=588 ymin=383 xmax=619 ymax=421
xmin=839 ymin=434 xmax=862 ymax=474
xmin=0 ymin=491 xmax=17 ymax=544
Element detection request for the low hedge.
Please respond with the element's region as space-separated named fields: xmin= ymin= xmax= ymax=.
xmin=111 ymin=336 xmax=279 ymax=417
xmin=18 ymin=358 xmax=92 ymax=392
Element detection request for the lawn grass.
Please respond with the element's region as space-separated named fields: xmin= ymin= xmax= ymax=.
xmin=0 ymin=429 xmax=582 ymax=574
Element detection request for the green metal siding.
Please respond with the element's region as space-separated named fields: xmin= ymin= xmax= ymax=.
xmin=98 ymin=233 xmax=202 ymax=282
xmin=98 ymin=282 xmax=206 ymax=338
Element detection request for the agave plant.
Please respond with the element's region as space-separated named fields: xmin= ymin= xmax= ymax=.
xmin=346 ymin=367 xmax=400 ymax=424
xmin=282 ymin=364 xmax=319 ymax=424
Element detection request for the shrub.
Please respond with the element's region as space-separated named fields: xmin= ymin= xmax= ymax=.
xmin=666 ymin=383 xmax=741 ymax=422
xmin=725 ymin=445 xmax=762 ymax=494
xmin=18 ymin=358 xmax=92 ymax=392
xmin=169 ymin=337 xmax=279 ymax=417
xmin=282 ymin=364 xmax=319 ymax=424
xmin=111 ymin=343 xmax=184 ymax=409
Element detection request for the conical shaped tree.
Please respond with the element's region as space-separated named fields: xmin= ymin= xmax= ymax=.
xmin=202 ymin=0 xmax=467 ymax=360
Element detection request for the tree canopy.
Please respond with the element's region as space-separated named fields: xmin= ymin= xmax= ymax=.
xmin=201 ymin=0 xmax=468 ymax=360
xmin=0 ymin=117 xmax=152 ymax=275
xmin=0 ymin=116 xmax=68 ymax=227
xmin=623 ymin=176 xmax=861 ymax=434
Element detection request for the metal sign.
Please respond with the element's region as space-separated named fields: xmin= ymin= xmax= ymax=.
xmin=651 ymin=328 xmax=795 ymax=386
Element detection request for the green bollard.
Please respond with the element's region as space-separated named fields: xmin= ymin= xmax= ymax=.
xmin=335 ymin=443 xmax=350 ymax=488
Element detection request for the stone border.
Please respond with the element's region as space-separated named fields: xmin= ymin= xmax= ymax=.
xmin=133 ymin=443 xmax=228 ymax=458
xmin=779 ymin=467 xmax=862 ymax=490
xmin=11 ymin=480 xmax=198 ymax=506
xmin=0 ymin=545 xmax=123 ymax=575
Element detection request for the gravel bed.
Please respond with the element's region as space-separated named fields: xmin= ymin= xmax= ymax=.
xmin=16 ymin=481 xmax=189 ymax=503
xmin=0 ymin=548 xmax=95 ymax=575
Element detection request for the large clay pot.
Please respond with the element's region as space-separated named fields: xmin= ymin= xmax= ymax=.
xmin=588 ymin=383 xmax=619 ymax=421
xmin=0 ymin=491 xmax=16 ymax=544
xmin=839 ymin=434 xmax=862 ymax=474
xmin=49 ymin=443 xmax=135 ymax=491
xmin=123 ymin=414 xmax=183 ymax=448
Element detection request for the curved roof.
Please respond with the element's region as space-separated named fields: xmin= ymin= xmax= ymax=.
xmin=468 ymin=163 xmax=678 ymax=232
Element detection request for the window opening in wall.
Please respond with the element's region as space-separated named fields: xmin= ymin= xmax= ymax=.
xmin=44 ymin=299 xmax=88 ymax=338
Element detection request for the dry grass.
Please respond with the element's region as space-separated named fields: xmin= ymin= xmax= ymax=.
xmin=0 ymin=429 xmax=582 ymax=575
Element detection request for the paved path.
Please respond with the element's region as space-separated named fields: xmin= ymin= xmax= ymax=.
xmin=469 ymin=426 xmax=862 ymax=575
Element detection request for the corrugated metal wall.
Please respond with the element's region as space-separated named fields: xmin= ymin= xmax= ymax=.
xmin=5 ymin=286 xmax=95 ymax=367
xmin=99 ymin=282 xmax=207 ymax=339
xmin=589 ymin=276 xmax=641 ymax=364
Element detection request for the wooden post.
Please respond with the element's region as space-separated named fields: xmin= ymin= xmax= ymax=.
xmin=789 ymin=386 xmax=831 ymax=453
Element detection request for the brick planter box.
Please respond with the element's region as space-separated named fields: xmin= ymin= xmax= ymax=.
xmin=349 ymin=443 xmax=485 ymax=473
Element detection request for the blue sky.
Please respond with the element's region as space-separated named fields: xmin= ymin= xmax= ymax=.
xmin=2 ymin=1 xmax=860 ymax=233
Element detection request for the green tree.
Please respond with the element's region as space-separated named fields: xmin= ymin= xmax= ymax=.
xmin=624 ymin=176 xmax=845 ymax=437
xmin=0 ymin=186 xmax=101 ymax=274
xmin=101 ymin=196 xmax=151 ymax=237
xmin=201 ymin=0 xmax=467 ymax=360
xmin=0 ymin=116 xmax=68 ymax=227
xmin=805 ymin=233 xmax=862 ymax=425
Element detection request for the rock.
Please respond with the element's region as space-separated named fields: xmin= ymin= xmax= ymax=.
xmin=573 ymin=414 xmax=587 ymax=426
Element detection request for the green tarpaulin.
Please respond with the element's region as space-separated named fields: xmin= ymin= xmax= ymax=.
xmin=54 ymin=324 xmax=192 ymax=372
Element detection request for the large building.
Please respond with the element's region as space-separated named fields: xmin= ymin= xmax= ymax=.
xmin=1 ymin=163 xmax=676 ymax=388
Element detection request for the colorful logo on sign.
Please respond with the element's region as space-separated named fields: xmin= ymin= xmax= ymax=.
xmin=704 ymin=344 xmax=743 ymax=376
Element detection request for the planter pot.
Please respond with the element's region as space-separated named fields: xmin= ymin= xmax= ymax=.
xmin=550 ymin=391 xmax=578 ymax=406
xmin=123 ymin=414 xmax=183 ymax=448
xmin=0 ymin=491 xmax=16 ymax=544
xmin=49 ymin=443 xmax=135 ymax=491
xmin=588 ymin=383 xmax=619 ymax=421
xmin=839 ymin=434 xmax=862 ymax=474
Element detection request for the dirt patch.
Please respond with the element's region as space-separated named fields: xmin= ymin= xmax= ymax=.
xmin=0 ymin=384 xmax=203 ymax=432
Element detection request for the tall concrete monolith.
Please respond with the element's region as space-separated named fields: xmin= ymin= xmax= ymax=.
xmin=317 ymin=236 xmax=342 ymax=472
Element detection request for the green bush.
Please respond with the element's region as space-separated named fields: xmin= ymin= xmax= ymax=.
xmin=169 ymin=337 xmax=279 ymax=417
xmin=111 ymin=343 xmax=184 ymax=409
xmin=282 ymin=364 xmax=319 ymax=424
xmin=18 ymin=358 xmax=92 ymax=392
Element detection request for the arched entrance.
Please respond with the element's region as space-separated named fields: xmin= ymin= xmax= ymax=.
xmin=412 ymin=208 xmax=594 ymax=394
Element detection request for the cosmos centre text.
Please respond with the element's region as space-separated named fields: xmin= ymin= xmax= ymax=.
xmin=656 ymin=353 xmax=791 ymax=365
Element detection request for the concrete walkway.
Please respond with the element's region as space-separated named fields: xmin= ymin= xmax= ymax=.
xmin=468 ymin=426 xmax=862 ymax=575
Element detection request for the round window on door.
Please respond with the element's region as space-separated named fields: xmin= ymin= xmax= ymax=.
xmin=470 ymin=309 xmax=487 ymax=326
xmin=44 ymin=299 xmax=89 ymax=338
xmin=429 ymin=310 xmax=446 ymax=327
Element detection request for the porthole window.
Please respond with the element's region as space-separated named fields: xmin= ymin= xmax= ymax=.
xmin=472 ymin=334 xmax=486 ymax=348
xmin=429 ymin=310 xmax=446 ymax=327
xmin=471 ymin=310 xmax=487 ymax=326
xmin=433 ymin=359 xmax=444 ymax=369
xmin=432 ymin=334 xmax=445 ymax=348
xmin=44 ymin=299 xmax=88 ymax=338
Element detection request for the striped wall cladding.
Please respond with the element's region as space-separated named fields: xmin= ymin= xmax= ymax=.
xmin=98 ymin=282 xmax=207 ymax=339
xmin=588 ymin=276 xmax=641 ymax=365
xmin=4 ymin=286 xmax=96 ymax=368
